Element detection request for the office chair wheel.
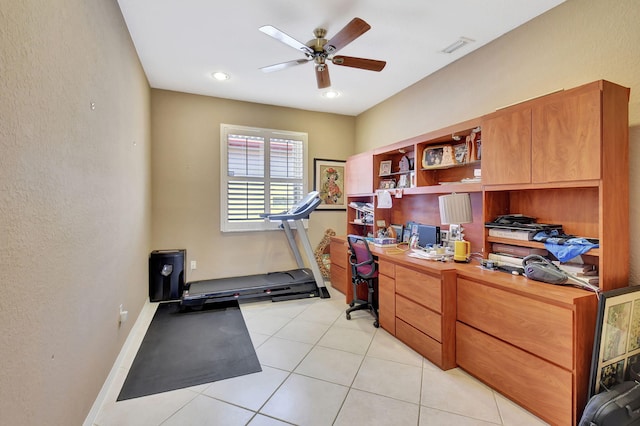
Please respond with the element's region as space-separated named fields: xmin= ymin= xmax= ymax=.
xmin=373 ymin=320 xmax=379 ymax=328
xmin=346 ymin=313 xmax=351 ymax=320
xmin=349 ymin=302 xmax=355 ymax=307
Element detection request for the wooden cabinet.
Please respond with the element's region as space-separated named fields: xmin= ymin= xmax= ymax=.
xmin=339 ymin=79 xmax=630 ymax=423
xmin=329 ymin=237 xmax=349 ymax=298
xmin=482 ymin=80 xmax=629 ymax=186
xmin=345 ymin=151 xmax=374 ymax=195
xmin=393 ymin=264 xmax=457 ymax=370
xmin=481 ymin=106 xmax=531 ymax=185
xmin=531 ymin=83 xmax=602 ymax=183
xmin=481 ymin=81 xmax=630 ymax=292
xmin=377 ymin=260 xmax=395 ymax=334
xmin=455 ymin=268 xmax=598 ymax=425
xmin=345 ymin=152 xmax=377 ymax=237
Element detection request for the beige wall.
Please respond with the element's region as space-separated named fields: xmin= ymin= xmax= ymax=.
xmin=0 ymin=1 xmax=151 ymax=425
xmin=151 ymin=90 xmax=353 ymax=281
xmin=356 ymin=0 xmax=640 ymax=283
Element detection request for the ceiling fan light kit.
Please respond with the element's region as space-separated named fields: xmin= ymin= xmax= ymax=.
xmin=259 ymin=17 xmax=386 ymax=89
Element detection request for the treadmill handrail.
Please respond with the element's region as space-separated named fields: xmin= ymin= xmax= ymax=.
xmin=261 ymin=191 xmax=322 ymax=221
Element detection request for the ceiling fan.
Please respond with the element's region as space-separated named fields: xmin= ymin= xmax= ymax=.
xmin=259 ymin=17 xmax=386 ymax=89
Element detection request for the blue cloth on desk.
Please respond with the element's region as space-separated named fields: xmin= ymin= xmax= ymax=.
xmin=533 ymin=231 xmax=599 ymax=262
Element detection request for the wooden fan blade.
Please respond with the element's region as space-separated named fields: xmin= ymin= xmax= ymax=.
xmin=315 ymin=66 xmax=331 ymax=89
xmin=324 ymin=17 xmax=370 ymax=54
xmin=260 ymin=58 xmax=311 ymax=73
xmin=259 ymin=25 xmax=314 ymax=56
xmin=332 ymin=56 xmax=386 ymax=71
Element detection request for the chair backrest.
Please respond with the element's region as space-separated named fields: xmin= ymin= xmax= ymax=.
xmin=347 ymin=235 xmax=378 ymax=279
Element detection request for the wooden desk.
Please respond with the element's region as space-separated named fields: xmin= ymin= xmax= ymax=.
xmin=329 ymin=235 xmax=598 ymax=425
xmin=330 ymin=236 xmax=458 ymax=370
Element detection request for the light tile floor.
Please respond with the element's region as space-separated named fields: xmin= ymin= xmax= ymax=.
xmin=94 ymin=284 xmax=549 ymax=425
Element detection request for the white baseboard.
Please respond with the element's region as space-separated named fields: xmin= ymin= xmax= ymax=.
xmin=83 ymin=299 xmax=157 ymax=426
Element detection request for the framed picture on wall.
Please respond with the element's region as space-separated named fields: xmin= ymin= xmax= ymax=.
xmin=314 ymin=158 xmax=346 ymax=210
xmin=588 ymin=285 xmax=640 ymax=398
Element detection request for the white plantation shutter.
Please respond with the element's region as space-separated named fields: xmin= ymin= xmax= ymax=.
xmin=221 ymin=125 xmax=308 ymax=232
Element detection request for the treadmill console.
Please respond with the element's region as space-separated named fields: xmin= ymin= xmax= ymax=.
xmin=287 ymin=191 xmax=320 ymax=215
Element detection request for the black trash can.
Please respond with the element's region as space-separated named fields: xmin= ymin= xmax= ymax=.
xmin=149 ymin=249 xmax=186 ymax=302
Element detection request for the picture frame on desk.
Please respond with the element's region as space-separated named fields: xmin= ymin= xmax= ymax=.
xmin=588 ymin=285 xmax=640 ymax=398
xmin=448 ymin=224 xmax=460 ymax=241
xmin=314 ymin=158 xmax=346 ymax=210
xmin=390 ymin=224 xmax=404 ymax=243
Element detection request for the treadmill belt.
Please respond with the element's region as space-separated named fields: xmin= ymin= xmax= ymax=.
xmin=182 ymin=268 xmax=319 ymax=306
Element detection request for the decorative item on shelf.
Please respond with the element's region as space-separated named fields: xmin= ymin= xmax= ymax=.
xmin=379 ymin=179 xmax=395 ymax=189
xmin=438 ymin=192 xmax=473 ymax=262
xmin=466 ymin=129 xmax=481 ymax=162
xmin=398 ymin=155 xmax=411 ymax=173
xmin=397 ymin=174 xmax=409 ymax=189
xmin=379 ymin=160 xmax=392 ymax=176
xmin=422 ymin=144 xmax=455 ymax=169
xmin=453 ymin=143 xmax=468 ymax=164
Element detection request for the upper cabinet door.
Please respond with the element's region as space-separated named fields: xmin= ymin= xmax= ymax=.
xmin=531 ymin=86 xmax=601 ymax=183
xmin=481 ymin=107 xmax=532 ymax=185
xmin=345 ymin=151 xmax=374 ymax=194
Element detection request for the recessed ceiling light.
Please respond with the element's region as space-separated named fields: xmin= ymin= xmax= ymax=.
xmin=211 ymin=72 xmax=230 ymax=81
xmin=322 ymin=90 xmax=341 ymax=99
xmin=441 ymin=37 xmax=475 ymax=54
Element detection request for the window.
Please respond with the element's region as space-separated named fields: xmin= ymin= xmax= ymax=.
xmin=220 ymin=124 xmax=308 ymax=232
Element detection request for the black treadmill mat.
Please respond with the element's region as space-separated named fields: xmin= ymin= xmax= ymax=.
xmin=117 ymin=300 xmax=261 ymax=401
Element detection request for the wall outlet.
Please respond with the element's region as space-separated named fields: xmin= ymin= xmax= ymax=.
xmin=190 ymin=260 xmax=197 ymax=270
xmin=119 ymin=304 xmax=128 ymax=324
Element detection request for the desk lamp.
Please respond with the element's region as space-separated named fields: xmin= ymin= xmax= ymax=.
xmin=438 ymin=193 xmax=473 ymax=262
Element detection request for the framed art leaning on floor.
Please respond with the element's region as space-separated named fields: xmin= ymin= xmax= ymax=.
xmin=588 ymin=285 xmax=640 ymax=398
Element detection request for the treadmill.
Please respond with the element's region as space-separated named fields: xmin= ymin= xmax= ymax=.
xmin=181 ymin=191 xmax=330 ymax=307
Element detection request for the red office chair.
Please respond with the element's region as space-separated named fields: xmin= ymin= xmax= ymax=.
xmin=345 ymin=235 xmax=379 ymax=328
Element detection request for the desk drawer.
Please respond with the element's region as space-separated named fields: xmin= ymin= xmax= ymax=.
xmin=378 ymin=260 xmax=395 ymax=278
xmin=457 ymin=278 xmax=573 ymax=369
xmin=396 ymin=294 xmax=441 ymax=341
xmin=395 ymin=266 xmax=441 ymax=313
xmin=457 ymin=322 xmax=572 ymax=426
xmin=330 ymin=240 xmax=348 ymax=268
xmin=378 ymin=273 xmax=395 ymax=334
xmin=330 ymin=263 xmax=347 ymax=296
xmin=396 ymin=319 xmax=443 ymax=368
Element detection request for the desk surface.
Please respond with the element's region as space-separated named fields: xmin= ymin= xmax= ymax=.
xmin=333 ymin=235 xmax=595 ymax=307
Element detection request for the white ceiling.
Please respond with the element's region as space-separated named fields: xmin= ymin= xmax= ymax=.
xmin=117 ymin=0 xmax=565 ymax=116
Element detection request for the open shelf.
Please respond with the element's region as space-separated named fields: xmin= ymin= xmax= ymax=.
xmin=486 ymin=236 xmax=600 ymax=257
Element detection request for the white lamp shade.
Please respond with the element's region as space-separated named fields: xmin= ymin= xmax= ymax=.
xmin=439 ymin=193 xmax=473 ymax=225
